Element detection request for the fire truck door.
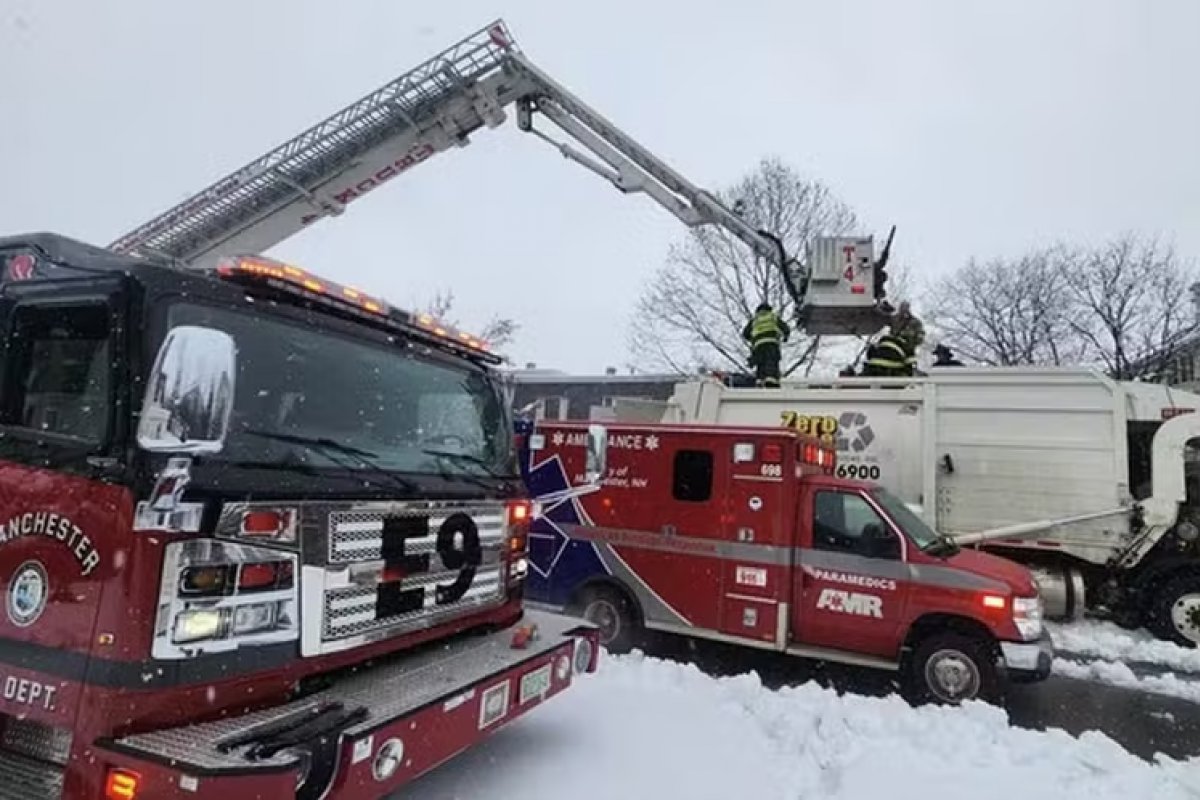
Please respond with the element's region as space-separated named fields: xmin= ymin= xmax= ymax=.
xmin=792 ymin=488 xmax=910 ymax=658
xmin=716 ymin=442 xmax=792 ymax=645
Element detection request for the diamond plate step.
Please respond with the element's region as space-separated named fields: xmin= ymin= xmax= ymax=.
xmin=0 ymin=750 xmax=65 ymax=799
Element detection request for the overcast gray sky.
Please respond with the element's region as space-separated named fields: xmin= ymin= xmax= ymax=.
xmin=4 ymin=0 xmax=1197 ymax=373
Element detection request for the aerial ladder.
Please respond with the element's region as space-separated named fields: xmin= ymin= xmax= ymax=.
xmin=108 ymin=20 xmax=891 ymax=336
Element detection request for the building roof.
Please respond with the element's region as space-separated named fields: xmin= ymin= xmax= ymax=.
xmin=508 ymin=370 xmax=685 ymax=385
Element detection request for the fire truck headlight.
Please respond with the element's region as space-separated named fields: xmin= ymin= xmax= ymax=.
xmin=173 ymin=609 xmax=227 ymax=644
xmin=232 ymin=602 xmax=280 ymax=636
xmin=1012 ymin=595 xmax=1043 ymax=641
xmin=154 ymin=539 xmax=301 ymax=659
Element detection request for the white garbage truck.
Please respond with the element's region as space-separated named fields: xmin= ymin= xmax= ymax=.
xmin=615 ymin=367 xmax=1200 ymax=647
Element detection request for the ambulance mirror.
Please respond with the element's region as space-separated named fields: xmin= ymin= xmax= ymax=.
xmin=584 ymin=423 xmax=608 ymax=484
xmin=138 ymin=326 xmax=237 ymax=455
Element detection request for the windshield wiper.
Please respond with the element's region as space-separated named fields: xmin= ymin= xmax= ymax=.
xmin=241 ymin=429 xmax=418 ymax=493
xmin=420 ymin=448 xmax=510 ymax=478
xmin=421 ymin=448 xmax=516 ymax=491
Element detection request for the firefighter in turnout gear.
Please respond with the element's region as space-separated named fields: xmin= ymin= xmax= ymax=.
xmin=862 ymin=333 xmax=912 ymax=376
xmin=743 ymin=302 xmax=790 ymax=388
xmin=863 ymin=301 xmax=923 ymax=377
xmin=932 ymin=343 xmax=964 ymax=367
xmin=862 ymin=302 xmax=917 ymax=376
xmin=890 ymin=301 xmax=924 ymax=364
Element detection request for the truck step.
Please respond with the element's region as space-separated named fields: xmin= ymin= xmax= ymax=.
xmin=99 ymin=610 xmax=590 ymax=776
xmin=0 ymin=750 xmax=65 ymax=799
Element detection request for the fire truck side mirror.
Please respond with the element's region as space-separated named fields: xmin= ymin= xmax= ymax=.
xmin=584 ymin=423 xmax=608 ymax=484
xmin=137 ymin=326 xmax=238 ymax=455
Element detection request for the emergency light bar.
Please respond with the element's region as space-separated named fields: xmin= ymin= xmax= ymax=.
xmin=413 ymin=313 xmax=491 ymax=354
xmin=213 ymin=255 xmax=499 ymax=362
xmin=215 ymin=255 xmax=390 ymax=316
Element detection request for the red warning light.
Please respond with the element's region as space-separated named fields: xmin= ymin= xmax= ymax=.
xmin=7 ymin=254 xmax=35 ymax=281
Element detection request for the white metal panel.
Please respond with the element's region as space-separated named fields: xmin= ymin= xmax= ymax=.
xmin=932 ymin=371 xmax=1125 ymax=535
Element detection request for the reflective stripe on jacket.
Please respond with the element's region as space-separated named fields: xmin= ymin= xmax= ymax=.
xmin=744 ymin=310 xmax=788 ymax=349
xmin=866 ymin=336 xmax=910 ymax=370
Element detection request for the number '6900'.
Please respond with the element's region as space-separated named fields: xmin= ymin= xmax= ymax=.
xmin=836 ymin=463 xmax=881 ymax=481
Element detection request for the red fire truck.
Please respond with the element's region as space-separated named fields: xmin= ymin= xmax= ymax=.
xmin=520 ymin=422 xmax=1054 ymax=705
xmin=0 ymin=236 xmax=604 ymax=798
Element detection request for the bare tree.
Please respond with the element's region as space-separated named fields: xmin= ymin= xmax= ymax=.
xmin=422 ymin=289 xmax=520 ymax=356
xmin=926 ymin=248 xmax=1086 ymax=366
xmin=629 ymin=157 xmax=859 ymax=376
xmin=1063 ymin=234 xmax=1198 ymax=380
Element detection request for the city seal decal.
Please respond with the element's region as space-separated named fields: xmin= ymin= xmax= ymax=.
xmin=0 ymin=512 xmax=100 ymax=576
xmin=7 ymin=561 xmax=48 ymax=627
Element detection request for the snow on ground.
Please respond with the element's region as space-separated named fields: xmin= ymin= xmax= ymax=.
xmin=1047 ymin=619 xmax=1200 ymax=674
xmin=1053 ymin=658 xmax=1200 ymax=705
xmin=407 ymin=652 xmax=1200 ymax=800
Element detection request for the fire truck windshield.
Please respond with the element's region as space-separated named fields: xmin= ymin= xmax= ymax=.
xmin=163 ymin=302 xmax=513 ymax=480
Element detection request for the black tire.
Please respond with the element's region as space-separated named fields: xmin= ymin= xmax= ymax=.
xmin=576 ymin=585 xmax=639 ymax=654
xmin=905 ymin=632 xmax=1001 ymax=706
xmin=1147 ymin=573 xmax=1200 ymax=648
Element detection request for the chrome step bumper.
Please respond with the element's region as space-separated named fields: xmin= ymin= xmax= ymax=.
xmin=102 ymin=611 xmax=594 ymax=779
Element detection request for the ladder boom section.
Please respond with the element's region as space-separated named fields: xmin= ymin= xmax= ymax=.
xmin=108 ymin=20 xmax=527 ymax=269
xmin=504 ymin=53 xmax=787 ymax=270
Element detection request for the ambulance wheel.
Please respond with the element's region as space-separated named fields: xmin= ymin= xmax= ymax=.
xmin=906 ymin=632 xmax=1000 ymax=705
xmin=1147 ymin=573 xmax=1200 ymax=648
xmin=578 ymin=586 xmax=638 ymax=654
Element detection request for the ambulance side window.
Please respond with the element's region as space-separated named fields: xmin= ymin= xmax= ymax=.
xmin=672 ymin=449 xmax=713 ymax=502
xmin=812 ymin=491 xmax=899 ymax=560
xmin=3 ymin=303 xmax=112 ymax=444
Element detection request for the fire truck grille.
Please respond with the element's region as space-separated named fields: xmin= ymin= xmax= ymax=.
xmin=316 ymin=501 xmax=508 ymax=647
xmin=322 ymin=568 xmax=504 ymax=640
xmin=327 ymin=505 xmax=505 ymax=563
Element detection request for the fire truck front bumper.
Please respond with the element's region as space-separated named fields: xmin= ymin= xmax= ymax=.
xmin=998 ymin=630 xmax=1054 ymax=683
xmin=95 ymin=610 xmax=599 ymax=799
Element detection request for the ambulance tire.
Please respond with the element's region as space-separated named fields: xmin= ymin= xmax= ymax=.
xmin=906 ymin=632 xmax=1000 ymax=706
xmin=577 ymin=585 xmax=639 ymax=654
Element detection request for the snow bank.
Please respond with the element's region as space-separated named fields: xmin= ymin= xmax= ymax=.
xmin=408 ymin=652 xmax=1200 ymax=800
xmin=1047 ymin=620 xmax=1200 ymax=674
xmin=1054 ymin=657 xmax=1200 ymax=705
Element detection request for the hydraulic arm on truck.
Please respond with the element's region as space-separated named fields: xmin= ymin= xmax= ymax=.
xmin=108 ymin=20 xmax=889 ymax=336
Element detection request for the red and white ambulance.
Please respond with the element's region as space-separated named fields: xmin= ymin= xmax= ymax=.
xmin=520 ymin=421 xmax=1053 ymax=704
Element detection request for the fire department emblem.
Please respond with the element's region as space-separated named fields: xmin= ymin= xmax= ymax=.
xmin=7 ymin=561 xmax=48 ymax=627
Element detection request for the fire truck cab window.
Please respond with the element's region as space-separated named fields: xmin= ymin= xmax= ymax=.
xmin=672 ymin=449 xmax=713 ymax=502
xmin=812 ymin=491 xmax=898 ymax=559
xmin=5 ymin=304 xmax=111 ymax=443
